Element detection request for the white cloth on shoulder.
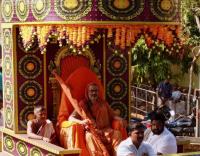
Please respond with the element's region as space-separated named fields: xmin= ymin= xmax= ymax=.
xmin=145 ymin=127 xmax=177 ymax=154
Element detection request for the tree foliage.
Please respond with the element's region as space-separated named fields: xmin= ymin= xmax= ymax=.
xmin=132 ymin=37 xmax=173 ymax=87
xmin=131 ymin=1 xmax=200 ymax=90
xmin=131 ymin=37 xmax=199 ymax=88
xmin=182 ymin=0 xmax=200 ymax=45
xmin=182 ymin=0 xmax=200 ymax=114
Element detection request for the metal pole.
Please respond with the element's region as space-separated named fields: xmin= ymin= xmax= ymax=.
xmin=195 ymin=98 xmax=199 ymax=137
xmin=136 ymin=87 xmax=138 ymax=115
xmin=145 ymin=90 xmax=148 ymax=113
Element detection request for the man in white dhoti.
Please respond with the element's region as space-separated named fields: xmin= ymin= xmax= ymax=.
xmin=27 ymin=105 xmax=56 ymax=143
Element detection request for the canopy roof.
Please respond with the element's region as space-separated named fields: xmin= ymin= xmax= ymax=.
xmin=1 ymin=0 xmax=180 ymax=23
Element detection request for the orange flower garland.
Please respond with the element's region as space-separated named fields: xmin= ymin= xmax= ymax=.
xmin=19 ymin=26 xmax=36 ymax=51
xmin=19 ymin=24 xmax=182 ymax=54
xmin=121 ymin=27 xmax=126 ymax=49
xmin=81 ymin=26 xmax=86 ymax=45
xmin=68 ymin=27 xmax=73 ymax=44
xmin=77 ymin=26 xmax=82 ymax=47
xmin=115 ymin=27 xmax=120 ymax=46
xmin=107 ymin=27 xmax=113 ymax=38
xmin=36 ymin=25 xmax=52 ymax=54
xmin=126 ymin=28 xmax=131 ymax=47
xmin=72 ymin=27 xmax=77 ymax=45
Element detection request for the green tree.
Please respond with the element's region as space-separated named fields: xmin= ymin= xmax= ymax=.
xmin=132 ymin=37 xmax=172 ymax=88
xmin=182 ymin=0 xmax=200 ymax=114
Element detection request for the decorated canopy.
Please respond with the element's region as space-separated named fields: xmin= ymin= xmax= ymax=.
xmin=1 ymin=0 xmax=180 ymax=22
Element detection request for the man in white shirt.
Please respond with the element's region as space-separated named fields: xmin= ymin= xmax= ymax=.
xmin=117 ymin=122 xmax=156 ymax=156
xmin=144 ymin=111 xmax=177 ymax=155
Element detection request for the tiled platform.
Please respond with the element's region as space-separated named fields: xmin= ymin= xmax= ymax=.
xmin=0 ymin=127 xmax=81 ymax=156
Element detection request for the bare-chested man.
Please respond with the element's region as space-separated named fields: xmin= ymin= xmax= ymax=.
xmin=27 ymin=105 xmax=56 ymax=143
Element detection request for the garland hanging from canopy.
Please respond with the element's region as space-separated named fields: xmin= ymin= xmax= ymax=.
xmin=19 ymin=24 xmax=183 ymax=54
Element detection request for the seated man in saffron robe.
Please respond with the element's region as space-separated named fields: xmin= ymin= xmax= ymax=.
xmin=27 ymin=105 xmax=56 ymax=143
xmin=52 ymin=68 xmax=126 ymax=156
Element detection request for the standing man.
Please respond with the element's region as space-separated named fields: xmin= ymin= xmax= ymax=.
xmin=144 ymin=111 xmax=177 ymax=155
xmin=117 ymin=122 xmax=155 ymax=156
xmin=157 ymin=79 xmax=172 ymax=106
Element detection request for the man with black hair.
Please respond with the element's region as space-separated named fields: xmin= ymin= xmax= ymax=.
xmin=117 ymin=122 xmax=155 ymax=156
xmin=144 ymin=111 xmax=177 ymax=155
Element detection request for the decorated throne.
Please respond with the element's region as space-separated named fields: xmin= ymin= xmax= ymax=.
xmin=49 ymin=45 xmax=96 ymax=123
xmin=49 ymin=46 xmax=127 ymax=156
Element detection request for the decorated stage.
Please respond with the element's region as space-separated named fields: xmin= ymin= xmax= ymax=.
xmin=0 ymin=0 xmax=184 ymax=155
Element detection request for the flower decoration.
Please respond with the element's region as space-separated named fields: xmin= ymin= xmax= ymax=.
xmin=19 ymin=24 xmax=183 ymax=55
xmin=19 ymin=26 xmax=36 ymax=51
xmin=36 ymin=25 xmax=52 ymax=54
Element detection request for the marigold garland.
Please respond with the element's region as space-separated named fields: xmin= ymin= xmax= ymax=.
xmin=36 ymin=25 xmax=52 ymax=54
xmin=77 ymin=26 xmax=82 ymax=47
xmin=107 ymin=27 xmax=113 ymax=38
xmin=19 ymin=26 xmax=36 ymax=51
xmin=19 ymin=24 xmax=182 ymax=54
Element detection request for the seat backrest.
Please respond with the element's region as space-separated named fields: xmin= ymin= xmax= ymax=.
xmin=60 ymin=55 xmax=90 ymax=81
xmin=49 ymin=55 xmax=90 ymax=123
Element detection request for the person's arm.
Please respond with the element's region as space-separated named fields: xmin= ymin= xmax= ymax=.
xmin=105 ymin=101 xmax=126 ymax=130
xmin=169 ymin=84 xmax=173 ymax=97
xmin=47 ymin=121 xmax=57 ymax=143
xmin=68 ymin=110 xmax=90 ymax=125
xmin=156 ymin=83 xmax=162 ymax=97
xmin=114 ymin=116 xmax=123 ymax=121
xmin=51 ymin=70 xmax=85 ymax=117
xmin=52 ymin=70 xmax=93 ymax=124
xmin=106 ymin=102 xmax=125 ymax=126
xmin=27 ymin=121 xmax=50 ymax=142
xmin=105 ymin=101 xmax=116 ymax=119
